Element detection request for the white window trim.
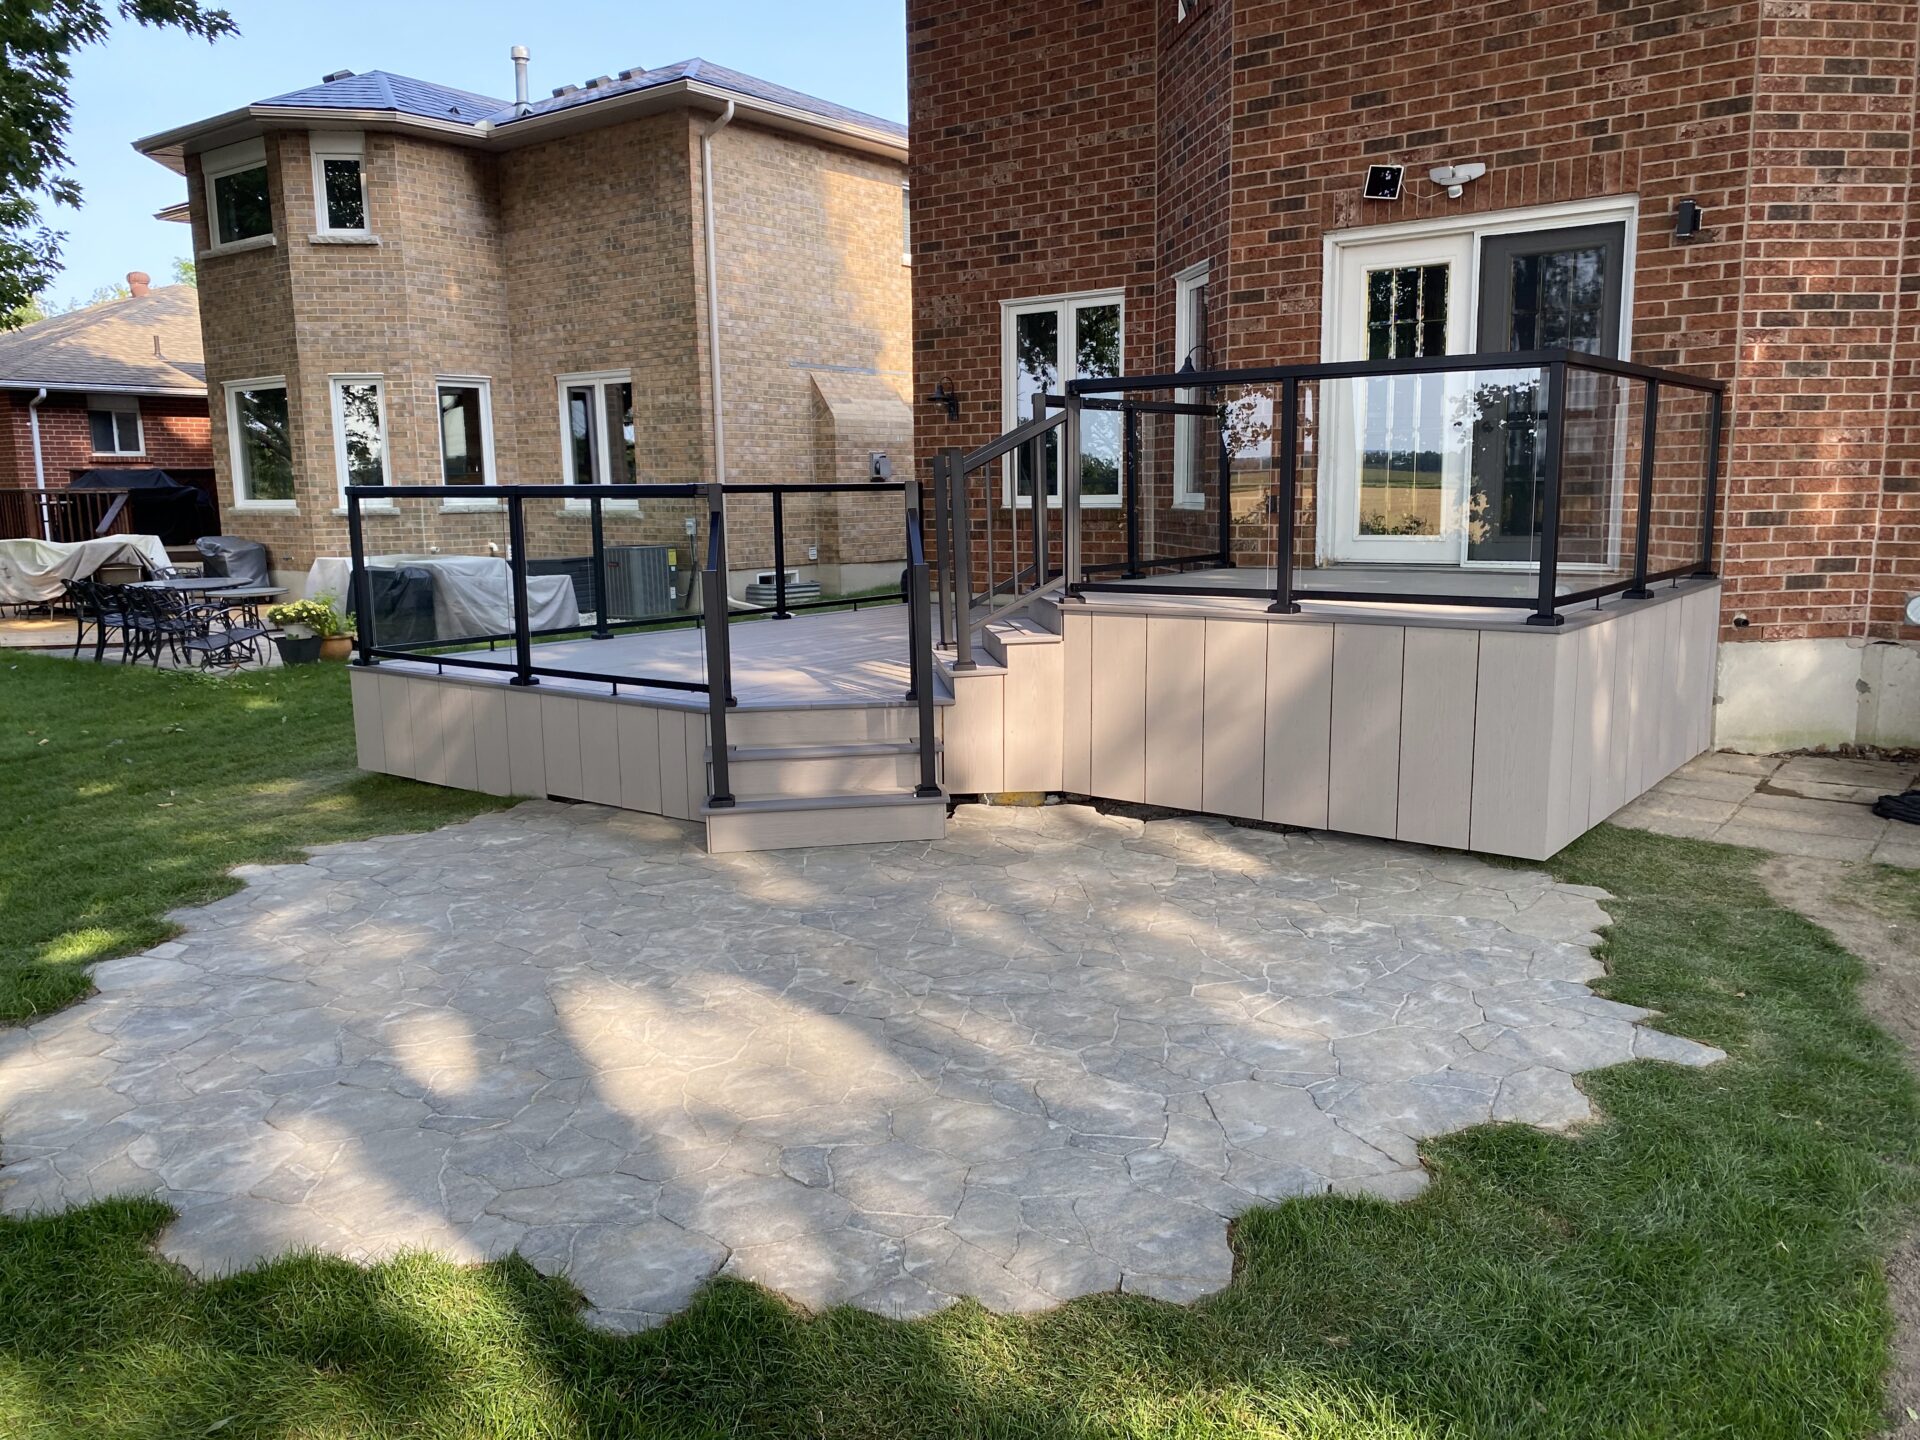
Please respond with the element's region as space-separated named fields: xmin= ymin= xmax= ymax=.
xmin=1172 ymin=260 xmax=1211 ymax=509
xmin=556 ymin=370 xmax=638 ymax=509
xmin=329 ymin=374 xmax=390 ymax=509
xmin=223 ymin=375 xmax=296 ymax=511
xmin=87 ymin=394 xmax=145 ymax=457
xmin=999 ymin=288 xmax=1125 ymax=509
xmin=436 ymin=375 xmax=499 ymax=507
xmin=310 ymin=131 xmax=370 ymax=238
xmin=202 ymin=137 xmax=272 ymax=254
xmin=901 ymin=184 xmax=912 ymax=267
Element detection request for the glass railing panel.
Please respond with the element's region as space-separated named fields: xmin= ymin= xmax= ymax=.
xmin=1645 ymin=385 xmax=1712 ymax=579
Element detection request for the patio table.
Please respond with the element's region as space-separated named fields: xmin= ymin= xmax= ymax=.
xmin=127 ymin=576 xmax=247 ymax=593
xmin=215 ymin=585 xmax=288 ymax=626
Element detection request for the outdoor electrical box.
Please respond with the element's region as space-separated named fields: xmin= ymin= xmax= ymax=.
xmin=869 ymin=451 xmax=892 ymax=482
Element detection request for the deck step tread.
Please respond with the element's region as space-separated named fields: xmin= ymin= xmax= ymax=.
xmin=711 ymin=740 xmax=941 ymax=762
xmin=703 ymin=791 xmax=946 ymax=817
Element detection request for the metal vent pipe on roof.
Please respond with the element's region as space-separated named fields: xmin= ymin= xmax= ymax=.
xmin=511 ymin=45 xmax=531 ymax=116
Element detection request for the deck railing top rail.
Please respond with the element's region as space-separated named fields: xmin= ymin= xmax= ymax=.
xmin=1066 ymin=347 xmax=1728 ymax=396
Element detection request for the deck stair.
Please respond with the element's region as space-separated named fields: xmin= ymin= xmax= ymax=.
xmin=701 ymin=698 xmax=949 ymax=853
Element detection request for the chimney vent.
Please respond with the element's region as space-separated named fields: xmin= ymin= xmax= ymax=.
xmin=126 ymin=271 xmax=150 ymax=299
xmin=552 ymin=84 xmax=578 ymax=98
xmin=322 ymin=69 xmax=353 ymax=83
xmin=510 ymin=45 xmax=530 ymax=116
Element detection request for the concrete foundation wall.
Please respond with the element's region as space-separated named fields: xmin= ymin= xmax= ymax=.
xmin=1715 ymin=637 xmax=1920 ymax=753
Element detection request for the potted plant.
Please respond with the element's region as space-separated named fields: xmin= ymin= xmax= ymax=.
xmin=266 ymin=595 xmax=351 ymax=664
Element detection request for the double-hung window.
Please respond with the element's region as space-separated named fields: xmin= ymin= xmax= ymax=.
xmin=87 ymin=395 xmax=143 ymax=456
xmin=225 ymin=378 xmax=294 ymax=506
xmin=557 ymin=372 xmax=636 ymax=501
xmin=330 ymin=376 xmax=387 ymax=503
xmin=310 ymin=132 xmax=369 ymax=236
xmin=1001 ymin=291 xmax=1123 ymax=507
xmin=203 ymin=138 xmax=272 ymax=249
xmin=437 ymin=378 xmax=496 ymax=492
xmin=1173 ymin=262 xmax=1211 ymax=507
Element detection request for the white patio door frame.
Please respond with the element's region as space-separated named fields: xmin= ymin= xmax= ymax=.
xmin=1319 ymin=195 xmax=1640 ymax=568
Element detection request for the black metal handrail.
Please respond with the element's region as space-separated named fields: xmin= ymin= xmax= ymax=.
xmin=1042 ymin=349 xmax=1728 ymax=625
xmin=346 ymin=478 xmax=938 ymax=813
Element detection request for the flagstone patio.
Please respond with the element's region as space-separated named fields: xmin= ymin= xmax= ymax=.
xmin=0 ymin=801 xmax=1722 ymax=1330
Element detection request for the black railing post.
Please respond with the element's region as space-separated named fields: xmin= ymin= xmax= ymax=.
xmin=347 ymin=489 xmax=377 ymax=665
xmin=1270 ymin=378 xmax=1301 ymax=614
xmin=1030 ymin=393 xmax=1051 ymax=588
xmin=931 ymin=453 xmax=954 ymax=647
xmin=1216 ymin=401 xmax=1234 ymax=567
xmin=771 ymin=488 xmax=791 ymax=619
xmin=903 ymin=494 xmax=942 ymax=799
xmin=589 ymin=493 xmax=612 ymax=638
xmin=1062 ymin=390 xmax=1083 ymax=589
xmin=945 ymin=447 xmax=977 ymax=672
xmin=1123 ymin=403 xmax=1142 ymax=578
xmin=1528 ymin=360 xmax=1569 ymax=627
xmin=506 ymin=493 xmax=539 ymax=682
xmin=1696 ymin=387 xmax=1724 ymax=578
xmin=1624 ymin=379 xmax=1661 ymax=599
xmin=702 ymin=483 xmax=735 ymax=809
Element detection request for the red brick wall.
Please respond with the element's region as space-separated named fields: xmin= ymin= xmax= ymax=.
xmin=0 ymin=390 xmax=211 ymax=488
xmin=908 ymin=0 xmax=1920 ymax=646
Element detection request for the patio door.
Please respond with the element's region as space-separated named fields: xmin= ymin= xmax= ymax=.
xmin=1467 ymin=223 xmax=1626 ymax=564
xmin=1323 ymin=233 xmax=1474 ymax=562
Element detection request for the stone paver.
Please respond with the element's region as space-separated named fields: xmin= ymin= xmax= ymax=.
xmin=1612 ymin=752 xmax=1919 ymax=867
xmin=0 ymin=801 xmax=1724 ymax=1328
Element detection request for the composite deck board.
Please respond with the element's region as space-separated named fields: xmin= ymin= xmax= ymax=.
xmin=1201 ymin=618 xmax=1267 ymax=820
xmin=1145 ymin=616 xmax=1206 ymax=812
xmin=471 ymin=689 xmax=513 ymax=797
xmin=1089 ymin=614 xmax=1147 ymax=804
xmin=1395 ymin=628 xmax=1479 ymax=849
xmin=1262 ymin=622 xmax=1333 ymax=830
xmin=1060 ymin=608 xmax=1092 ymax=793
xmin=1329 ymin=623 xmax=1404 ymax=840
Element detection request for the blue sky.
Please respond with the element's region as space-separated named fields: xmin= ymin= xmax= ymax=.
xmin=48 ymin=0 xmax=907 ymax=309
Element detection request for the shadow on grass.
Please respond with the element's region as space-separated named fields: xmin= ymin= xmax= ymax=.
xmin=0 ymin=824 xmax=1916 ymax=1437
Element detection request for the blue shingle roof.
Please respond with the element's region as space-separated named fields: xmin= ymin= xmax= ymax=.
xmin=249 ymin=60 xmax=903 ymax=143
xmin=256 ymin=70 xmax=509 ymax=124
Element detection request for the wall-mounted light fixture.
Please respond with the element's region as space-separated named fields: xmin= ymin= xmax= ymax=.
xmin=1428 ymin=162 xmax=1485 ymax=199
xmin=927 ymin=379 xmax=960 ymax=421
xmin=1674 ymin=197 xmax=1704 ymax=242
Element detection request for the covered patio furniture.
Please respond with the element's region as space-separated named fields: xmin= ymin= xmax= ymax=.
xmin=307 ymin=554 xmax=581 ymax=643
xmin=69 ymin=469 xmax=217 ymax=548
xmin=0 ymin=535 xmax=170 ymax=605
xmin=195 ymin=535 xmax=271 ymax=586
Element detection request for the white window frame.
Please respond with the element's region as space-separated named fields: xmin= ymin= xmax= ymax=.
xmin=999 ymin=289 xmax=1125 ymax=509
xmin=309 ymin=131 xmax=369 ymax=237
xmin=556 ymin=370 xmax=637 ymax=508
xmin=223 ymin=375 xmax=295 ymax=510
xmin=86 ymin=394 xmax=144 ymax=457
xmin=1172 ymin=261 xmax=1211 ymax=508
xmin=436 ymin=376 xmax=498 ymax=506
xmin=329 ymin=374 xmax=390 ymax=508
xmin=202 ymin=137 xmax=273 ymax=252
xmin=901 ymin=185 xmax=912 ymax=266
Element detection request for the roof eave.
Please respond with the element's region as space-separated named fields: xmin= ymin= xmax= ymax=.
xmin=0 ymin=379 xmax=208 ymax=398
xmin=133 ymin=104 xmax=491 ymax=172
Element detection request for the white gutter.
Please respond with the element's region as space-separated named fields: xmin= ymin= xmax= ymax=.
xmin=700 ymin=100 xmax=735 ymax=486
xmin=27 ymin=388 xmax=49 ymax=540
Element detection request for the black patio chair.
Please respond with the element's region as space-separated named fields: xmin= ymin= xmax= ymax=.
xmin=62 ymin=578 xmax=129 ymax=662
xmin=123 ymin=585 xmax=264 ymax=669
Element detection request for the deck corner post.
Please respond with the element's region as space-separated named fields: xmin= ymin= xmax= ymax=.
xmin=771 ymin=489 xmax=791 ymax=619
xmin=346 ymin=489 xmax=378 ymax=665
xmin=702 ymin=482 xmax=736 ymax=808
xmin=1624 ymin=378 xmax=1660 ymax=600
xmin=1695 ymin=386 xmax=1725 ymax=579
xmin=944 ymin=447 xmax=977 ymax=672
xmin=506 ymin=493 xmax=540 ymax=682
xmin=1123 ymin=403 xmax=1142 ymax=578
xmin=1527 ymin=359 xmax=1570 ymax=628
xmin=1062 ymin=389 xmax=1083 ymax=588
xmin=1216 ymin=399 xmax=1234 ymax=568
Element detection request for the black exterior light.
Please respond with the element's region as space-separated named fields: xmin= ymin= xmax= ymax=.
xmin=1675 ymin=198 xmax=1704 ymax=242
xmin=927 ymin=380 xmax=961 ymax=421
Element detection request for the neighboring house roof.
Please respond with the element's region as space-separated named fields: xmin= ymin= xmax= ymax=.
xmin=513 ymin=59 xmax=907 ymax=142
xmin=0 ymin=287 xmax=206 ymax=396
xmin=256 ymin=70 xmax=509 ymax=125
xmin=133 ymin=57 xmax=906 ymax=171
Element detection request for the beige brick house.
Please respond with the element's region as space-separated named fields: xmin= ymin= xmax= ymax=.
xmin=134 ymin=58 xmax=911 ymax=593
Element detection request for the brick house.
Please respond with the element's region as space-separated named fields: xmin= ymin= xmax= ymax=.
xmin=905 ymin=0 xmax=1920 ymax=752
xmin=134 ymin=57 xmax=911 ymax=595
xmin=0 ymin=276 xmax=213 ymax=533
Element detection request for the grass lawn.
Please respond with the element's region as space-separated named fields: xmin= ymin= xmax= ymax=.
xmin=2 ymin=656 xmax=1918 ymax=1436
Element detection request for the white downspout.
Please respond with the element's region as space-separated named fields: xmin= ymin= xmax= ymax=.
xmin=27 ymin=387 xmax=49 ymax=540
xmin=700 ymin=100 xmax=735 ymax=485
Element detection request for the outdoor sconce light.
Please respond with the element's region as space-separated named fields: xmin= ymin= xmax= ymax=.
xmin=1428 ymin=162 xmax=1485 ymax=199
xmin=1674 ymin=198 xmax=1704 ymax=242
xmin=927 ymin=380 xmax=961 ymax=421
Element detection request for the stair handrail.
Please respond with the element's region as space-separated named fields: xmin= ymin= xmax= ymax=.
xmin=902 ymin=484 xmax=941 ymax=798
